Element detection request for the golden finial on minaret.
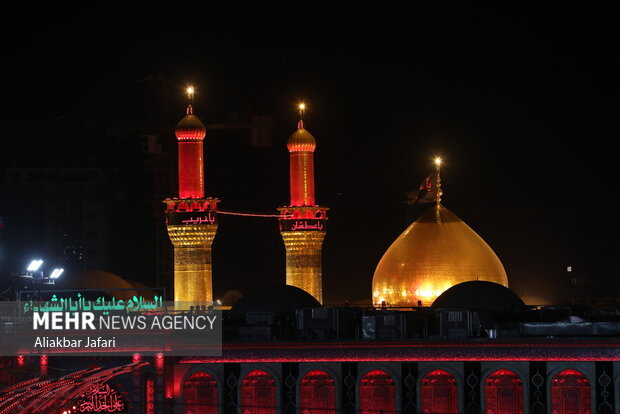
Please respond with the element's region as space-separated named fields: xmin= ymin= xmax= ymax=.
xmin=434 ymin=156 xmax=443 ymax=206
xmin=298 ymin=102 xmax=306 ymax=129
xmin=186 ymin=86 xmax=195 ymax=104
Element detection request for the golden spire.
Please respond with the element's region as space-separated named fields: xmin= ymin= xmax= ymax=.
xmin=176 ymin=85 xmax=205 ymax=137
xmin=298 ymin=102 xmax=306 ymax=129
xmin=186 ymin=86 xmax=195 ymax=106
xmin=434 ymin=156 xmax=443 ymax=206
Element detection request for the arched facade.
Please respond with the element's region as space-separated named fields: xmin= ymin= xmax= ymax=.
xmin=183 ymin=371 xmax=218 ymax=414
xmin=359 ymin=369 xmax=395 ymax=414
xmin=170 ymin=361 xmax=608 ymax=414
xmin=420 ymin=369 xmax=458 ymax=414
xmin=550 ymin=369 xmax=591 ymax=414
xmin=241 ymin=369 xmax=277 ymax=414
xmin=484 ymin=369 xmax=523 ymax=414
xmin=299 ymin=369 xmax=336 ymax=413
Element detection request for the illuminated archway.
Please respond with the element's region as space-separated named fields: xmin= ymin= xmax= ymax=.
xmin=300 ymin=369 xmax=336 ymax=414
xmin=485 ymin=369 xmax=523 ymax=414
xmin=551 ymin=369 xmax=591 ymax=414
xmin=241 ymin=369 xmax=276 ymax=414
xmin=421 ymin=369 xmax=458 ymax=414
xmin=360 ymin=369 xmax=395 ymax=414
xmin=183 ymin=371 xmax=218 ymax=414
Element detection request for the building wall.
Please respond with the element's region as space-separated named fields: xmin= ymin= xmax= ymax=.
xmin=174 ymin=360 xmax=606 ymax=414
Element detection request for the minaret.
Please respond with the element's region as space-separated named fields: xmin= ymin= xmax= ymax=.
xmin=164 ymin=87 xmax=219 ymax=304
xmin=278 ymin=103 xmax=328 ymax=303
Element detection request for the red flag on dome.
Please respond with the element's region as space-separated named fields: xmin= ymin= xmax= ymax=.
xmin=406 ymin=171 xmax=442 ymax=205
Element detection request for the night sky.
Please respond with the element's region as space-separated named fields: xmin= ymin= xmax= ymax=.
xmin=1 ymin=2 xmax=617 ymax=304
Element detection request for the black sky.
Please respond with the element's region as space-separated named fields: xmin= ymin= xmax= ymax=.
xmin=1 ymin=2 xmax=618 ymax=304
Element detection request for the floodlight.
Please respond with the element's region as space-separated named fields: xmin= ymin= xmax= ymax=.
xmin=49 ymin=268 xmax=64 ymax=279
xmin=27 ymin=259 xmax=43 ymax=272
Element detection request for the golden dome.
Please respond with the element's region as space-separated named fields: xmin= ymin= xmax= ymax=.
xmin=287 ymin=124 xmax=316 ymax=152
xmin=372 ymin=204 xmax=508 ymax=307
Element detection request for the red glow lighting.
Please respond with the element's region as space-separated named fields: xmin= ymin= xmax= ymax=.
xmin=300 ymin=370 xmax=335 ymax=413
xmin=177 ymin=141 xmax=204 ymax=198
xmin=179 ymin=340 xmax=620 ymax=363
xmin=551 ymin=369 xmax=590 ymax=414
xmin=289 ymin=152 xmax=315 ymax=206
xmin=40 ymin=354 xmax=48 ymax=376
xmin=485 ymin=369 xmax=523 ymax=414
xmin=360 ymin=370 xmax=395 ymax=414
xmin=146 ymin=376 xmax=155 ymax=414
xmin=242 ymin=370 xmax=276 ymax=414
xmin=155 ymin=353 xmax=164 ymax=373
xmin=421 ymin=369 xmax=457 ymax=414
xmin=218 ymin=340 xmax=620 ymax=350
xmin=176 ymin=105 xmax=206 ymax=199
xmin=183 ymin=372 xmax=217 ymax=414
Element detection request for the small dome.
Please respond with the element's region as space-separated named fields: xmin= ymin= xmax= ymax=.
xmin=55 ymin=269 xmax=139 ymax=300
xmin=175 ymin=105 xmax=206 ymax=140
xmin=372 ymin=204 xmax=508 ymax=307
xmin=232 ymin=285 xmax=321 ymax=313
xmin=287 ymin=125 xmax=316 ymax=152
xmin=432 ymin=281 xmax=524 ymax=309
xmin=221 ymin=289 xmax=244 ymax=307
xmin=126 ymin=279 xmax=157 ymax=300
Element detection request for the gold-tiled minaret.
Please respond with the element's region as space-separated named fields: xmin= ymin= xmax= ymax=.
xmin=164 ymin=87 xmax=218 ymax=303
xmin=278 ymin=104 xmax=328 ymax=303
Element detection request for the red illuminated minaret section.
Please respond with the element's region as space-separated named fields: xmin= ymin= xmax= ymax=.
xmin=278 ymin=104 xmax=328 ymax=303
xmin=176 ymin=104 xmax=205 ymax=199
xmin=164 ymin=88 xmax=219 ymax=304
xmin=289 ymin=118 xmax=316 ymax=207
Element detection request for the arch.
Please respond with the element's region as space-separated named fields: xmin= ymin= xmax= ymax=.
xmin=551 ymin=369 xmax=591 ymax=414
xmin=359 ymin=369 xmax=395 ymax=414
xmin=421 ymin=369 xmax=458 ymax=414
xmin=241 ymin=369 xmax=277 ymax=414
xmin=484 ymin=369 xmax=523 ymax=414
xmin=299 ymin=369 xmax=335 ymax=414
xmin=183 ymin=371 xmax=218 ymax=414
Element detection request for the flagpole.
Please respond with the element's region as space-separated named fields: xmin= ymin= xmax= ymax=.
xmin=434 ymin=157 xmax=442 ymax=206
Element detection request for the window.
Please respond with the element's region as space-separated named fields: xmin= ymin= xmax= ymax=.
xmin=421 ymin=369 xmax=457 ymax=414
xmin=183 ymin=372 xmax=217 ymax=414
xmin=551 ymin=369 xmax=590 ymax=414
xmin=241 ymin=370 xmax=276 ymax=414
xmin=300 ymin=370 xmax=335 ymax=414
xmin=360 ymin=369 xmax=395 ymax=414
xmin=485 ymin=369 xmax=523 ymax=414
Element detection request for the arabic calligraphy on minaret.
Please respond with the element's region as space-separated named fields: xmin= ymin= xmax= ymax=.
xmin=277 ymin=103 xmax=329 ymax=303
xmin=164 ymin=87 xmax=219 ymax=305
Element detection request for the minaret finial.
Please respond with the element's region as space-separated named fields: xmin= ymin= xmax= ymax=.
xmin=434 ymin=156 xmax=443 ymax=206
xmin=298 ymin=102 xmax=305 ymax=129
xmin=186 ymin=86 xmax=195 ymax=114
